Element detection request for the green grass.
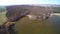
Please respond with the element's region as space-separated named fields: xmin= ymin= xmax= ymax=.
xmin=0 ymin=12 xmax=7 ymax=25
xmin=0 ymin=12 xmax=60 ymax=34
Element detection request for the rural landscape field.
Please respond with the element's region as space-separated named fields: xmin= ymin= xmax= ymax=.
xmin=0 ymin=5 xmax=60 ymax=34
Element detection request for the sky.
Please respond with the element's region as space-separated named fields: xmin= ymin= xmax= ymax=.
xmin=0 ymin=0 xmax=60 ymax=6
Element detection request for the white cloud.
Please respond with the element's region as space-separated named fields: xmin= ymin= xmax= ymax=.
xmin=0 ymin=0 xmax=60 ymax=6
xmin=0 ymin=0 xmax=36 ymax=5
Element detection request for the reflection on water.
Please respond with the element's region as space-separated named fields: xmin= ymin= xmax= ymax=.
xmin=48 ymin=15 xmax=60 ymax=23
xmin=48 ymin=15 xmax=60 ymax=34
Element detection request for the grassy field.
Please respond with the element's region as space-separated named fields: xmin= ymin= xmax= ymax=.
xmin=0 ymin=12 xmax=7 ymax=25
xmin=0 ymin=12 xmax=60 ymax=34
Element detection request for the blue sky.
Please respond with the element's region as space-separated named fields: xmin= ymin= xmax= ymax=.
xmin=0 ymin=0 xmax=60 ymax=6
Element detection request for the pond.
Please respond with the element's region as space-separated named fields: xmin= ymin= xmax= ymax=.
xmin=15 ymin=13 xmax=60 ymax=34
xmin=47 ymin=14 xmax=60 ymax=34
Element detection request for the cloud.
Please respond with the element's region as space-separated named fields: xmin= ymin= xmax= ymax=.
xmin=0 ymin=0 xmax=60 ymax=6
xmin=0 ymin=0 xmax=35 ymax=5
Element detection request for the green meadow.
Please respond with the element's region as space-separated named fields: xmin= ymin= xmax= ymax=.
xmin=0 ymin=12 xmax=7 ymax=25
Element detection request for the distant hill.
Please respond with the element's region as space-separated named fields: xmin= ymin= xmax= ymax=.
xmin=5 ymin=4 xmax=60 ymax=13
xmin=28 ymin=4 xmax=60 ymax=13
xmin=0 ymin=4 xmax=60 ymax=13
xmin=28 ymin=4 xmax=60 ymax=7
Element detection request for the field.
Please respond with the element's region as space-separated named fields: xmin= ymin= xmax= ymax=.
xmin=0 ymin=12 xmax=7 ymax=25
